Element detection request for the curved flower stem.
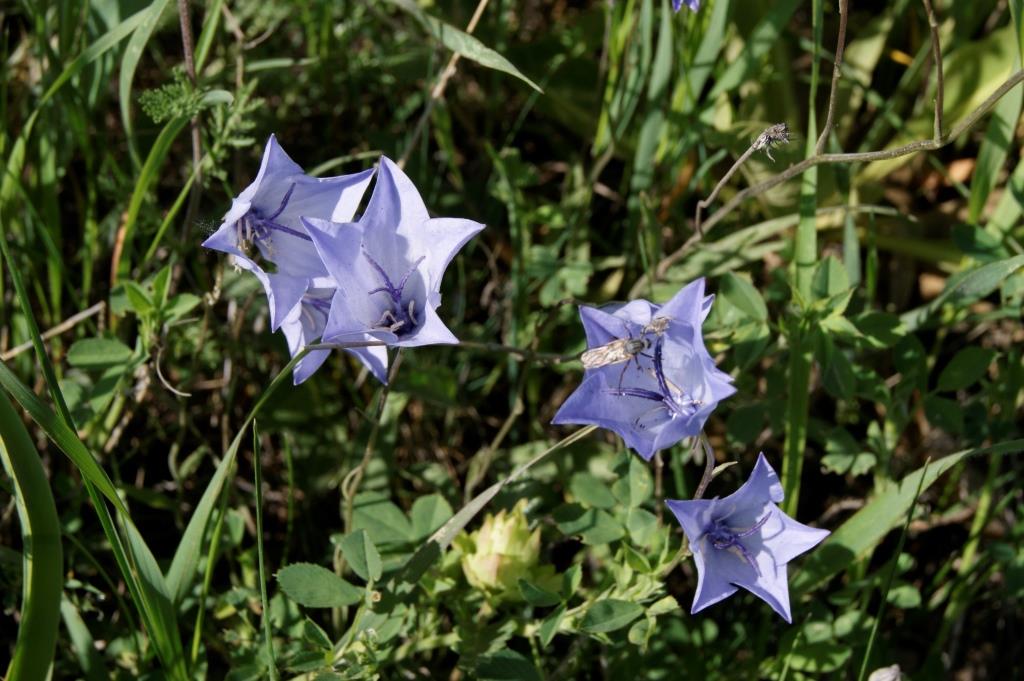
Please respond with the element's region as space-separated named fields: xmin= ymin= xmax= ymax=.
xmin=692 ymin=434 xmax=716 ymax=500
xmin=456 ymin=339 xmax=579 ymax=365
xmin=0 ymin=390 xmax=63 ymax=681
xmin=815 ymin=0 xmax=850 ymax=155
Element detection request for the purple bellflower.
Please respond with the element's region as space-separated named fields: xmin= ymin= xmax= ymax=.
xmin=304 ymin=156 xmax=484 ymax=383
xmin=552 ymin=278 xmax=735 ymax=460
xmin=666 ymin=454 xmax=830 ymax=622
xmin=278 ymin=287 xmax=387 ymax=385
xmin=202 ymin=135 xmax=374 ymax=331
xmin=673 ymin=0 xmax=701 ymax=11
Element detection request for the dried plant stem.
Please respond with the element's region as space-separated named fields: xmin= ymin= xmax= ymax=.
xmin=694 ymin=145 xmax=758 ymax=236
xmin=815 ymin=0 xmax=850 ymax=154
xmin=921 ymin=0 xmax=944 ymax=141
xmin=397 ymin=0 xmax=491 ymax=170
xmin=1 ymin=301 xmax=105 ymax=361
xmin=177 ymin=0 xmax=203 ymax=240
xmin=643 ymin=68 xmax=1024 ymax=288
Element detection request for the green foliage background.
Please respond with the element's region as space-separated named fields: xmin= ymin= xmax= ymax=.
xmin=1 ymin=0 xmax=1023 ymax=679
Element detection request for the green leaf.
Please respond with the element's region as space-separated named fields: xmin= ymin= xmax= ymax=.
xmin=66 ymin=338 xmax=134 ymax=369
xmin=277 ymin=563 xmax=363 ymax=608
xmin=936 ymin=346 xmax=996 ymax=392
xmin=821 ymin=429 xmax=876 ymax=476
xmin=816 ymin=333 xmax=855 ymax=400
xmin=553 ymin=504 xmax=625 ymax=545
xmin=0 ymin=364 xmax=127 ymax=516
xmin=923 ymin=395 xmax=964 ymax=434
xmin=538 ymin=604 xmax=566 ymax=647
xmin=338 ymin=530 xmax=383 ymax=583
xmin=123 ymin=281 xmax=154 ymax=315
xmin=569 ymin=473 xmax=617 ymax=509
xmin=383 ymin=0 xmax=542 ymax=92
xmin=626 ymin=508 xmax=659 ymax=547
xmin=612 ymin=456 xmax=652 ymax=508
xmin=904 ymin=255 xmax=1024 ymax=330
xmin=646 ymin=595 xmax=680 ymax=617
xmin=811 ymin=256 xmax=850 ymax=302
xmin=886 ymin=583 xmax=921 ymax=609
xmin=410 ymin=493 xmax=453 ymax=540
xmin=561 ymin=564 xmax=582 ymax=600
xmin=164 ymin=293 xmax=201 ymax=322
xmin=791 ymin=440 xmax=1024 ymax=598
xmin=517 ymin=579 xmax=561 ymax=607
xmin=787 ymin=642 xmax=852 ymax=673
xmin=852 ymin=312 xmax=904 ymax=348
xmin=719 ymin=273 xmax=768 ymax=322
xmin=476 ymin=649 xmax=543 ymax=681
xmin=353 ymin=493 xmax=413 ymax=547
xmin=580 ymin=599 xmax=644 ymax=634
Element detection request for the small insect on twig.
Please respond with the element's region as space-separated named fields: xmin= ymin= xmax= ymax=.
xmin=580 ymin=316 xmax=671 ymax=387
xmin=751 ymin=122 xmax=791 ymax=162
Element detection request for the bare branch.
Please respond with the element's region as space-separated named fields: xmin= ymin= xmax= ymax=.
xmin=177 ymin=0 xmax=203 ymax=239
xmin=921 ymin=0 xmax=944 ymax=140
xmin=1 ymin=302 xmax=106 ymax=361
xmin=815 ymin=0 xmax=850 ymax=154
xmin=397 ymin=0 xmax=491 ymax=170
xmin=695 ymin=123 xmax=792 ymax=235
xmin=640 ymin=68 xmax=1024 ymax=290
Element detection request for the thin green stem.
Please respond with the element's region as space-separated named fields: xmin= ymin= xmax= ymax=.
xmin=253 ymin=423 xmax=278 ymax=680
xmin=857 ymin=459 xmax=930 ymax=681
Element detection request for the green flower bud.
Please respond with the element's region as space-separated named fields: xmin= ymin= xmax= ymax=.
xmin=455 ymin=499 xmax=544 ymax=602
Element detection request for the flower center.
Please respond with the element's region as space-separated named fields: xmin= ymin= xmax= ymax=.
xmin=704 ymin=512 xmax=771 ymax=575
xmin=235 ymin=183 xmax=313 ymax=256
xmin=363 ymin=249 xmax=425 ymax=337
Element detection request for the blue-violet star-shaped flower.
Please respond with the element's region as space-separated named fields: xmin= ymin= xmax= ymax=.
xmin=202 ymin=134 xmax=374 ymax=330
xmin=278 ymin=287 xmax=387 ymax=385
xmin=666 ymin=453 xmax=830 ymax=622
xmin=303 ymin=156 xmax=484 ymax=383
xmin=673 ymin=0 xmax=701 ymax=12
xmin=552 ymin=278 xmax=735 ymax=460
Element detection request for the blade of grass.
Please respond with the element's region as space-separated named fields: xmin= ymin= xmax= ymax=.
xmin=782 ymin=0 xmax=824 ymax=516
xmin=0 ymin=391 xmax=63 ymax=681
xmin=0 ymin=236 xmax=188 ymax=680
xmin=112 ymin=114 xmax=191 ymax=285
xmin=119 ymin=0 xmax=173 ymax=168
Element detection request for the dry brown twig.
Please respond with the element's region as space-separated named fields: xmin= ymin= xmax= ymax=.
xmin=635 ymin=0 xmax=1022 ymax=297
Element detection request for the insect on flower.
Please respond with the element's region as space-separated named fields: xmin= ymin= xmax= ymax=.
xmin=603 ymin=334 xmax=704 ymax=431
xmin=751 ymin=122 xmax=791 ymax=162
xmin=552 ymin=279 xmax=735 ymax=460
xmin=579 ymin=316 xmax=671 ymax=385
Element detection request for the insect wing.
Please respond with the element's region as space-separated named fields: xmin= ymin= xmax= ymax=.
xmin=581 ymin=339 xmax=634 ymax=369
